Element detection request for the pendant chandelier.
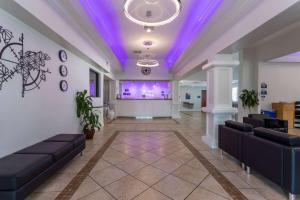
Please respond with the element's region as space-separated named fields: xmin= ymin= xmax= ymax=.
xmin=137 ymin=59 xmax=160 ymax=67
xmin=124 ymin=0 xmax=181 ymax=27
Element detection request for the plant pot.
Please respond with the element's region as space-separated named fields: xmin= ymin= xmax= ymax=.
xmin=84 ymin=128 xmax=95 ymax=140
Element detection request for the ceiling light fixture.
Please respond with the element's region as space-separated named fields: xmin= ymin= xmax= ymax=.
xmin=137 ymin=59 xmax=160 ymax=67
xmin=124 ymin=0 xmax=181 ymax=27
xmin=144 ymin=26 xmax=154 ymax=33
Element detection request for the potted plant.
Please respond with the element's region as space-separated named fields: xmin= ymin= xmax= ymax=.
xmin=75 ymin=90 xmax=101 ymax=139
xmin=239 ymin=89 xmax=259 ymax=111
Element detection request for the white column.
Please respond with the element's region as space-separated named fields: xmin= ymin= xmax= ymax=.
xmin=172 ymin=81 xmax=181 ymax=119
xmin=202 ymin=54 xmax=239 ymax=148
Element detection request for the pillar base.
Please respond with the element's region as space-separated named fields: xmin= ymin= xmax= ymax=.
xmin=202 ymin=107 xmax=237 ymax=149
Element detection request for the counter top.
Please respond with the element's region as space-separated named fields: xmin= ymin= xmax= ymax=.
xmin=117 ymin=99 xmax=172 ymax=100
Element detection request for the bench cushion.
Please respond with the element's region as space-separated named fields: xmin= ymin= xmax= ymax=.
xmin=0 ymin=154 xmax=52 ymax=190
xmin=254 ymin=128 xmax=300 ymax=146
xmin=16 ymin=142 xmax=73 ymax=161
xmin=225 ymin=120 xmax=253 ymax=132
xmin=45 ymin=134 xmax=85 ymax=148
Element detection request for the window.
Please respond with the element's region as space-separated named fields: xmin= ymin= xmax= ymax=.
xmin=232 ymin=86 xmax=238 ymax=102
xmin=89 ymin=69 xmax=100 ymax=97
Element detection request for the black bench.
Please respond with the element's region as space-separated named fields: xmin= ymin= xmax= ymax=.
xmin=0 ymin=134 xmax=85 ymax=200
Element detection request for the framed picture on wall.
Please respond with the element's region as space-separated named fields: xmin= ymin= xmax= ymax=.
xmin=89 ymin=69 xmax=101 ymax=97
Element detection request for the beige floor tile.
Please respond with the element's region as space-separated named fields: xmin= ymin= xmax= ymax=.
xmin=186 ymin=187 xmax=228 ymax=200
xmin=80 ymin=188 xmax=114 ymax=200
xmin=152 ymin=158 xmax=182 ymax=173
xmin=35 ymin=173 xmax=75 ymax=192
xmin=26 ymin=192 xmax=60 ymax=200
xmin=133 ymin=188 xmax=172 ymax=200
xmin=90 ymin=166 xmax=127 ymax=186
xmin=153 ymin=175 xmax=196 ymax=200
xmin=222 ymin=172 xmax=251 ymax=189
xmin=103 ymin=149 xmax=131 ymax=164
xmin=90 ymin=159 xmax=111 ymax=174
xmin=135 ymin=152 xmax=162 ymax=164
xmin=172 ymin=164 xmax=209 ymax=185
xmin=70 ymin=177 xmax=101 ymax=200
xmin=186 ymin=159 xmax=208 ymax=172
xmin=116 ymin=158 xmax=147 ymax=174
xmin=133 ymin=165 xmax=168 ymax=186
xmin=104 ymin=175 xmax=149 ymax=200
xmin=200 ymin=175 xmax=231 ymax=199
xmin=240 ymin=189 xmax=267 ymax=200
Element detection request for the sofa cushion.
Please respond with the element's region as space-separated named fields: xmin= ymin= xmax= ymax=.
xmin=16 ymin=142 xmax=73 ymax=161
xmin=0 ymin=154 xmax=53 ymax=190
xmin=225 ymin=120 xmax=253 ymax=132
xmin=45 ymin=134 xmax=85 ymax=148
xmin=254 ymin=128 xmax=300 ymax=146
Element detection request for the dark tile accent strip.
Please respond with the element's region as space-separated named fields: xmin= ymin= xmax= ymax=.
xmin=174 ymin=131 xmax=248 ymax=200
xmin=55 ymin=131 xmax=119 ymax=200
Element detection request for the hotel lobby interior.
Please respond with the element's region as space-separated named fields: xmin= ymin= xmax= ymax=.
xmin=2 ymin=0 xmax=300 ymax=200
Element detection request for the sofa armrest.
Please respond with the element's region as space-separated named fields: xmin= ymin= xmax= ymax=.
xmin=283 ymin=147 xmax=300 ymax=194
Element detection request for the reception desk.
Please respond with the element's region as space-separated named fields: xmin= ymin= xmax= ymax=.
xmin=116 ymin=99 xmax=172 ymax=117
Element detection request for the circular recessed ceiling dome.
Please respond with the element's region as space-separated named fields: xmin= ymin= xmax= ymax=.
xmin=124 ymin=0 xmax=181 ymax=26
xmin=137 ymin=59 xmax=160 ymax=67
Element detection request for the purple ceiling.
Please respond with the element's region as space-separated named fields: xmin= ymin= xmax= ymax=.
xmin=80 ymin=0 xmax=128 ymax=66
xmin=80 ymin=0 xmax=223 ymax=69
xmin=166 ymin=0 xmax=223 ymax=68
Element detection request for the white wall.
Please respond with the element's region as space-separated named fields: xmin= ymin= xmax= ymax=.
xmin=258 ymin=62 xmax=300 ymax=110
xmin=0 ymin=9 xmax=105 ymax=158
xmin=179 ymin=86 xmax=205 ymax=111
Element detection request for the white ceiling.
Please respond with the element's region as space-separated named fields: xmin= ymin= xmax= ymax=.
xmin=47 ymin=0 xmax=276 ymax=74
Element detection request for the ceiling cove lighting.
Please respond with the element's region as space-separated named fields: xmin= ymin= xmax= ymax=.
xmin=80 ymin=0 xmax=127 ymax=66
xmin=166 ymin=0 xmax=223 ymax=68
xmin=124 ymin=0 xmax=181 ymax=27
xmin=137 ymin=59 xmax=160 ymax=67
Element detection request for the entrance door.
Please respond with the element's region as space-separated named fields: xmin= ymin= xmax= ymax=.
xmin=201 ymin=90 xmax=207 ymax=108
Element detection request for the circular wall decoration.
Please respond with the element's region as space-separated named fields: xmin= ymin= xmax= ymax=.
xmin=59 ymin=50 xmax=67 ymax=62
xmin=141 ymin=67 xmax=151 ymax=75
xmin=59 ymin=65 xmax=68 ymax=77
xmin=59 ymin=80 xmax=68 ymax=92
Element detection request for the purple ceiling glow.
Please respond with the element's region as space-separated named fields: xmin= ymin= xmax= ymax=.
xmin=80 ymin=0 xmax=127 ymax=66
xmin=166 ymin=0 xmax=223 ymax=68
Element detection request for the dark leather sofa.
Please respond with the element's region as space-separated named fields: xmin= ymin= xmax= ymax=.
xmin=218 ymin=121 xmax=253 ymax=165
xmin=219 ymin=121 xmax=300 ymax=200
xmin=243 ymin=114 xmax=288 ymax=133
xmin=0 ymin=134 xmax=85 ymax=200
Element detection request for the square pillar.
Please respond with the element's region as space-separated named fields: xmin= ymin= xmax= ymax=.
xmin=202 ymin=55 xmax=239 ymax=148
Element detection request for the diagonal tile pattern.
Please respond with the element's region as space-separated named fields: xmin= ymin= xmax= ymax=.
xmin=26 ymin=114 xmax=294 ymax=200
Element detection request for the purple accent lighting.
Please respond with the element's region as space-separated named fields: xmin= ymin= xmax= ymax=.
xmin=80 ymin=0 xmax=127 ymax=66
xmin=120 ymin=81 xmax=171 ymax=100
xmin=166 ymin=0 xmax=223 ymax=68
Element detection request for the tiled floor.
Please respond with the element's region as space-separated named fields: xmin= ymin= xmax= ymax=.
xmin=27 ymin=112 xmax=296 ymax=200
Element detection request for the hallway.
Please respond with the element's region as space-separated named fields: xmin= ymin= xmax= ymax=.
xmin=26 ymin=112 xmax=292 ymax=200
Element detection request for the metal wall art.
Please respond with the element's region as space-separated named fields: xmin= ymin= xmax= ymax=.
xmin=0 ymin=25 xmax=51 ymax=97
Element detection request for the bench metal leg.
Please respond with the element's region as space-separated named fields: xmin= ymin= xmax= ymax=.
xmin=220 ymin=150 xmax=224 ymax=159
xmin=289 ymin=193 xmax=296 ymax=200
xmin=246 ymin=166 xmax=251 ymax=174
xmin=242 ymin=163 xmax=245 ymax=170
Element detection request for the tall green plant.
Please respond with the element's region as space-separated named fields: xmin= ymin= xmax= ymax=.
xmin=239 ymin=89 xmax=259 ymax=110
xmin=75 ymin=90 xmax=101 ymax=131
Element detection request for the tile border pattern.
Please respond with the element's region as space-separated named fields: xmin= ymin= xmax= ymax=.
xmin=174 ymin=131 xmax=248 ymax=200
xmin=55 ymin=130 xmax=247 ymax=200
xmin=55 ymin=131 xmax=119 ymax=200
